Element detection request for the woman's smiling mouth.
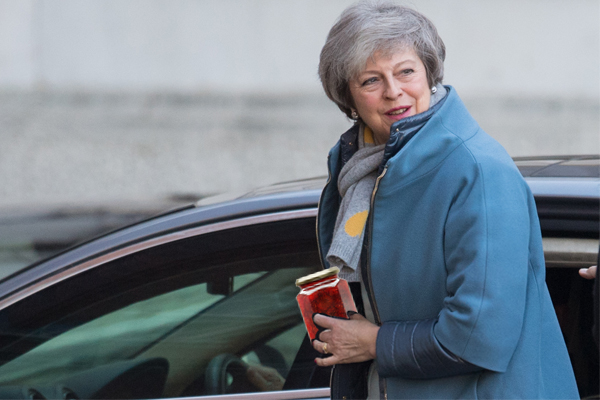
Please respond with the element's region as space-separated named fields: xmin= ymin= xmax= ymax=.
xmin=385 ymin=106 xmax=411 ymax=118
xmin=388 ymin=107 xmax=408 ymax=115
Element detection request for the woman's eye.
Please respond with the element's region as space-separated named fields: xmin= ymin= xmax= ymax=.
xmin=401 ymin=69 xmax=414 ymax=75
xmin=361 ymin=77 xmax=378 ymax=86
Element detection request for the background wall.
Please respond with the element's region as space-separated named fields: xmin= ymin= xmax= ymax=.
xmin=0 ymin=0 xmax=598 ymax=207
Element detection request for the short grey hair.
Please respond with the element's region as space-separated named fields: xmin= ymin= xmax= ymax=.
xmin=319 ymin=1 xmax=446 ymax=118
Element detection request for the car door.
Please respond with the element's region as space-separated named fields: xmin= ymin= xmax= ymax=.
xmin=0 ymin=209 xmax=331 ymax=399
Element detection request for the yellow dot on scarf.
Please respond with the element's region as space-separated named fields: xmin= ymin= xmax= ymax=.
xmin=364 ymin=126 xmax=375 ymax=144
xmin=345 ymin=210 xmax=369 ymax=237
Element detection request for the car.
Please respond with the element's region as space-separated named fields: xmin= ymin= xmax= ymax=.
xmin=0 ymin=155 xmax=597 ymax=400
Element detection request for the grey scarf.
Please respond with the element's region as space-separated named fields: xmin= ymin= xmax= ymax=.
xmin=326 ymin=125 xmax=385 ymax=281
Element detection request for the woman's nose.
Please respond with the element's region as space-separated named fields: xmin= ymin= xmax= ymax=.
xmin=384 ymin=79 xmax=402 ymax=99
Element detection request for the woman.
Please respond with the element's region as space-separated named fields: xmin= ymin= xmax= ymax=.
xmin=314 ymin=2 xmax=579 ymax=399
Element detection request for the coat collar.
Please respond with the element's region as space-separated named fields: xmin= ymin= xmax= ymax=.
xmin=380 ymin=87 xmax=449 ymax=173
xmin=379 ymin=86 xmax=481 ymax=182
xmin=336 ymin=86 xmax=453 ymax=174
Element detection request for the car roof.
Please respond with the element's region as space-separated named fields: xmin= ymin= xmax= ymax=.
xmin=513 ymin=154 xmax=600 ymax=178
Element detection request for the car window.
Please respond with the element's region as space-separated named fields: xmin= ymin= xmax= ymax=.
xmin=0 ymin=218 xmax=323 ymax=399
xmin=0 ymin=280 xmax=226 ymax=386
xmin=0 ymin=267 xmax=314 ymax=398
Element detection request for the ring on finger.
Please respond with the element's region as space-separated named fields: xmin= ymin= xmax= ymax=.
xmin=323 ymin=343 xmax=329 ymax=354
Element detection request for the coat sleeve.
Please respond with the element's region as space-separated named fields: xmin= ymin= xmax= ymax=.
xmin=433 ymin=159 xmax=531 ymax=372
xmin=376 ymin=318 xmax=481 ymax=378
xmin=375 ymin=158 xmax=532 ymax=377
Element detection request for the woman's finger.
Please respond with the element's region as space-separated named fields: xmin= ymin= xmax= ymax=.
xmin=312 ymin=338 xmax=332 ymax=355
xmin=315 ymin=354 xmax=339 ymax=367
xmin=317 ymin=330 xmax=332 ymax=343
xmin=316 ymin=329 xmax=331 ymax=342
xmin=313 ymin=313 xmax=336 ymax=329
xmin=318 ymin=331 xmax=333 ymax=348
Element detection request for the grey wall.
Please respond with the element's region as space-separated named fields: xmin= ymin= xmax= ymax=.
xmin=0 ymin=0 xmax=598 ymax=207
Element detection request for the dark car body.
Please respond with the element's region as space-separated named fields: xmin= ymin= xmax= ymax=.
xmin=0 ymin=155 xmax=597 ymax=399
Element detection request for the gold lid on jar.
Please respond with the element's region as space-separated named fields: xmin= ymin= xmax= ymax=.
xmin=295 ymin=267 xmax=340 ymax=287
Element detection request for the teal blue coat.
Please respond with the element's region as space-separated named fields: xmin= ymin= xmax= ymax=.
xmin=317 ymin=87 xmax=579 ymax=399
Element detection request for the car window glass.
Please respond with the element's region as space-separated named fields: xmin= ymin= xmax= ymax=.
xmin=0 ymin=281 xmax=223 ymax=386
xmin=0 ymin=262 xmax=315 ymax=398
xmin=142 ymin=266 xmax=313 ymax=397
xmin=241 ymin=323 xmax=307 ymax=372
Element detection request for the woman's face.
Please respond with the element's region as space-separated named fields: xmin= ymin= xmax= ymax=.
xmin=349 ymin=47 xmax=431 ymax=145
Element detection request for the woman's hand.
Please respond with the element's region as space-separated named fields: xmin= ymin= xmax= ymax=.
xmin=312 ymin=312 xmax=380 ymax=367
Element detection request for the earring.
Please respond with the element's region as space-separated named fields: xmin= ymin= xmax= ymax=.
xmin=431 ymin=86 xmax=437 ymax=94
xmin=351 ymin=109 xmax=359 ymax=120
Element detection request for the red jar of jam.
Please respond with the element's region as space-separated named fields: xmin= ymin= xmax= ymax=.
xmin=295 ymin=267 xmax=357 ymax=341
